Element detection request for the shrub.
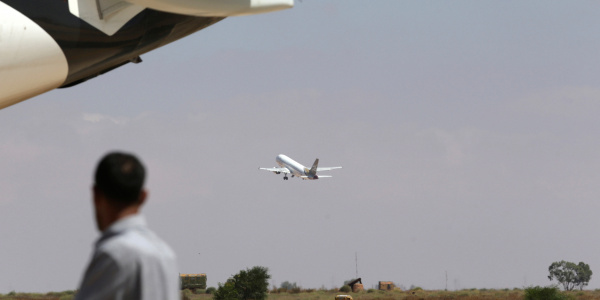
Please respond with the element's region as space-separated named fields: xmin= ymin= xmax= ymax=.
xmin=524 ymin=286 xmax=568 ymax=300
xmin=206 ymin=286 xmax=217 ymax=294
xmin=182 ymin=289 xmax=194 ymax=300
xmin=214 ymin=266 xmax=270 ymax=300
xmin=214 ymin=281 xmax=238 ymax=300
xmin=339 ymin=285 xmax=351 ymax=293
xmin=280 ymin=281 xmax=297 ymax=290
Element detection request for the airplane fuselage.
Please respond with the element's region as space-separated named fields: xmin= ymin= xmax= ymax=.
xmin=276 ymin=154 xmax=311 ymax=179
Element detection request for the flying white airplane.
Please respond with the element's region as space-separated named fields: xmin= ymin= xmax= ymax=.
xmin=259 ymin=154 xmax=342 ymax=180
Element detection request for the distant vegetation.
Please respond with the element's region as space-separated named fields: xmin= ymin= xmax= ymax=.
xmin=0 ymin=290 xmax=75 ymax=300
xmin=189 ymin=288 xmax=600 ymax=300
xmin=7 ymin=286 xmax=600 ymax=300
xmin=4 ymin=262 xmax=595 ymax=299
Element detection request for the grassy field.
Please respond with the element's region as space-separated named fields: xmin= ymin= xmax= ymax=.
xmin=262 ymin=289 xmax=600 ymax=300
xmin=4 ymin=288 xmax=600 ymax=300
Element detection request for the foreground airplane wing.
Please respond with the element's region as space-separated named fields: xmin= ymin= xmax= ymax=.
xmin=317 ymin=167 xmax=342 ymax=172
xmin=68 ymin=0 xmax=293 ymax=36
xmin=0 ymin=0 xmax=292 ymax=110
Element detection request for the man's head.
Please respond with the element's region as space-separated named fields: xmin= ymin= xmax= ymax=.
xmin=93 ymin=152 xmax=147 ymax=231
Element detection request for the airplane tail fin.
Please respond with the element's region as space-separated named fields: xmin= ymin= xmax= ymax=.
xmin=308 ymin=158 xmax=319 ymax=176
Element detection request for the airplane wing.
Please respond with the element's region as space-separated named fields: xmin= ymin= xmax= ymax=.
xmin=259 ymin=167 xmax=290 ymax=174
xmin=69 ymin=0 xmax=293 ymax=36
xmin=299 ymin=175 xmax=332 ymax=179
xmin=316 ymin=167 xmax=342 ymax=172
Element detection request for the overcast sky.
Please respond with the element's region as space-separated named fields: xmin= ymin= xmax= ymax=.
xmin=2 ymin=0 xmax=600 ymax=293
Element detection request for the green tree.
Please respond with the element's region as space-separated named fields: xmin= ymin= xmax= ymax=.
xmin=214 ymin=266 xmax=271 ymax=300
xmin=213 ymin=280 xmax=238 ymax=300
xmin=234 ymin=266 xmax=271 ymax=300
xmin=548 ymin=260 xmax=593 ymax=291
xmin=575 ymin=262 xmax=593 ymax=290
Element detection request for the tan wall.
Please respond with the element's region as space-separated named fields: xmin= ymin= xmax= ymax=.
xmin=352 ymin=283 xmax=364 ymax=292
xmin=378 ymin=281 xmax=395 ymax=290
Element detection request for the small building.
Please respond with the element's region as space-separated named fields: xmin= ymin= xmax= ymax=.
xmin=378 ymin=281 xmax=395 ymax=291
xmin=180 ymin=273 xmax=207 ymax=291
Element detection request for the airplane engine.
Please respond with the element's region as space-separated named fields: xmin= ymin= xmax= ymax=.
xmin=0 ymin=2 xmax=69 ymax=110
xmin=273 ymin=171 xmax=281 ymax=174
xmin=128 ymin=0 xmax=293 ymax=17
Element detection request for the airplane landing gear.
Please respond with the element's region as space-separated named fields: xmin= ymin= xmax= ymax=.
xmin=283 ymin=175 xmax=288 ymax=180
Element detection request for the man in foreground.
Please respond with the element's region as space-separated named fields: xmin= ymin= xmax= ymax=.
xmin=76 ymin=152 xmax=179 ymax=300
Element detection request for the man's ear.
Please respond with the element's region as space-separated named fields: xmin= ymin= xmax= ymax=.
xmin=137 ymin=189 xmax=148 ymax=206
xmin=92 ymin=185 xmax=101 ymax=204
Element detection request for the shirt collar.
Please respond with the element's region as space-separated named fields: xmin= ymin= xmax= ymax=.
xmin=97 ymin=214 xmax=146 ymax=245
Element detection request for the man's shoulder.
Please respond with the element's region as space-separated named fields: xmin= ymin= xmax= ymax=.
xmin=98 ymin=226 xmax=176 ymax=263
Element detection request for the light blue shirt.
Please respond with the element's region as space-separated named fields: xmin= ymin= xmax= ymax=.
xmin=76 ymin=215 xmax=179 ymax=300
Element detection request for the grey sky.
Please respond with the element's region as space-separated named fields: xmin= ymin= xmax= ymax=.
xmin=2 ymin=0 xmax=600 ymax=293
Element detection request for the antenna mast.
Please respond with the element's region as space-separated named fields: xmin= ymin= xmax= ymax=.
xmin=355 ymin=252 xmax=358 ymax=279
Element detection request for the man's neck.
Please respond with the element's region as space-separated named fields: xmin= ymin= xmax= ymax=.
xmin=102 ymin=205 xmax=141 ymax=232
xmin=115 ymin=205 xmax=141 ymax=221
